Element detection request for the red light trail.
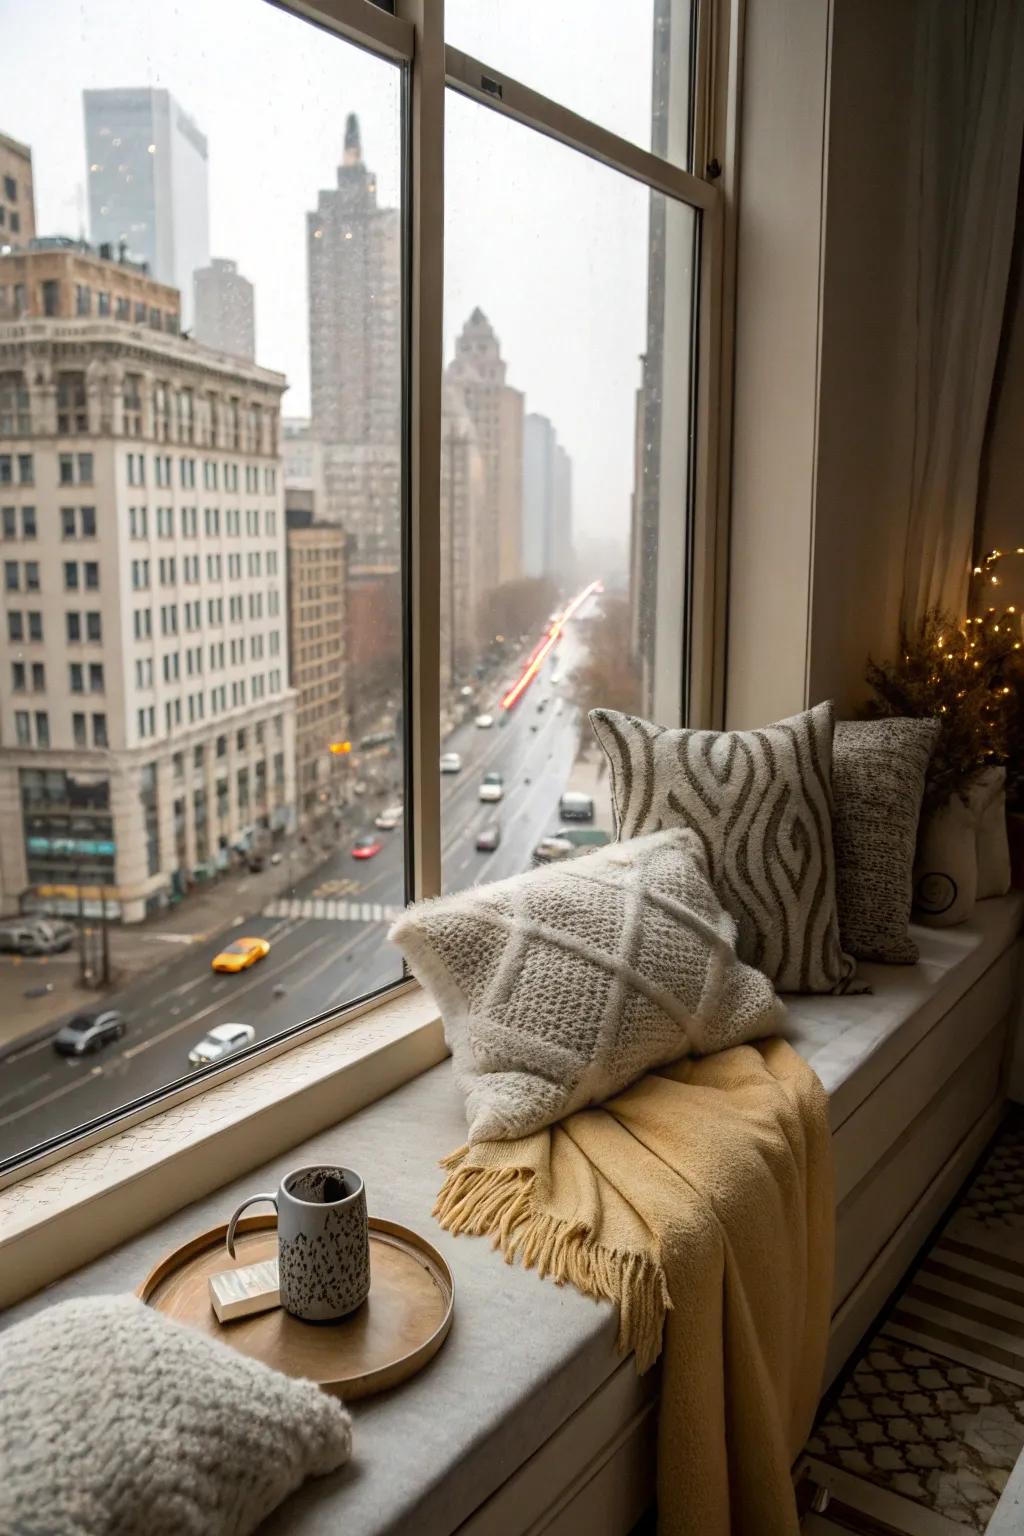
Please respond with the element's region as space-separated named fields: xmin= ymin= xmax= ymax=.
xmin=499 ymin=579 xmax=604 ymax=711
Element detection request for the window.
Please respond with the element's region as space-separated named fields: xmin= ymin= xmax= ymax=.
xmin=66 ymin=611 xmax=81 ymax=643
xmin=0 ymin=456 xmax=10 ymax=484
xmin=8 ymin=611 xmax=23 ymax=642
xmin=24 ymin=560 xmax=39 ymax=591
xmin=0 ymin=373 xmax=31 ymax=435
xmin=72 ymin=712 xmax=87 ymax=748
xmin=57 ymin=372 xmax=88 ymax=433
xmin=1 ymin=508 xmax=14 ymax=538
xmin=41 ymin=279 xmax=59 ymax=317
xmin=70 ymin=662 xmax=84 ymax=693
xmin=86 ymin=611 xmax=102 ymax=642
xmin=0 ymin=0 xmax=715 ymax=1183
xmin=75 ymin=284 xmax=91 ymax=316
xmin=92 ymin=714 xmax=108 ymax=749
xmin=59 ymin=453 xmax=74 ymax=485
xmin=84 ymin=561 xmax=99 ymax=590
xmin=61 ymin=507 xmax=76 ymax=539
xmin=77 ymin=453 xmax=93 ymax=483
xmin=17 ymin=455 xmax=33 ymax=485
xmin=5 ymin=559 xmax=19 ymax=590
xmin=34 ymin=712 xmax=50 ymax=749
xmin=64 ymin=561 xmax=80 ymax=591
xmin=88 ymin=663 xmax=104 ymax=692
xmin=27 ymin=611 xmax=42 ymax=641
xmin=21 ymin=507 xmax=36 ymax=537
xmin=15 ymin=710 xmax=30 ymax=747
xmin=98 ymin=291 xmax=110 ymax=317
xmin=11 ymin=661 xmax=26 ymax=691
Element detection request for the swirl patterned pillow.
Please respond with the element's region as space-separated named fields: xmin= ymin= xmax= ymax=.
xmin=589 ymin=701 xmax=855 ymax=995
xmin=389 ymin=828 xmax=785 ymax=1143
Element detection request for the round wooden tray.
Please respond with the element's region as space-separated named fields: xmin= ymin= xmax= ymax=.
xmin=138 ymin=1213 xmax=453 ymax=1400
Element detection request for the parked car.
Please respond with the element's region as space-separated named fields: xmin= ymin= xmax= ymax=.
xmin=559 ymin=791 xmax=595 ymax=822
xmin=375 ymin=804 xmax=403 ymax=831
xmin=440 ymin=752 xmax=463 ymax=773
xmin=555 ymin=827 xmax=610 ymax=849
xmin=0 ymin=919 xmax=76 ymax=956
xmin=351 ymin=834 xmax=384 ymax=860
xmin=53 ymin=1008 xmax=126 ymax=1057
xmin=532 ymin=835 xmax=577 ymax=866
xmin=188 ymin=1022 xmax=256 ymax=1067
xmin=211 ymin=936 xmax=271 ymax=974
xmin=476 ymin=822 xmax=502 ymax=852
xmin=475 ymin=713 xmax=495 ymax=729
xmin=479 ymin=771 xmax=505 ymax=803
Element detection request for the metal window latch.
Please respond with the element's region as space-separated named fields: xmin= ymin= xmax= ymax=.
xmin=706 ymin=158 xmax=722 ymax=180
xmin=480 ymin=74 xmax=503 ymax=100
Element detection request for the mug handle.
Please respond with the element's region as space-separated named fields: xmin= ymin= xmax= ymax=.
xmin=226 ymin=1192 xmax=278 ymax=1259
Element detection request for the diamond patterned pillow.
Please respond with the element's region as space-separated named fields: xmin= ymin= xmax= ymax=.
xmin=389 ymin=828 xmax=785 ymax=1143
xmin=589 ymin=700 xmax=855 ymax=994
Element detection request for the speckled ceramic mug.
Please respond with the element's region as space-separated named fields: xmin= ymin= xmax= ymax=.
xmin=226 ymin=1164 xmax=370 ymax=1322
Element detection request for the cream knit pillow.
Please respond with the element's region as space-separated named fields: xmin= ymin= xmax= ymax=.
xmin=589 ymin=701 xmax=855 ymax=994
xmin=0 ymin=1295 xmax=351 ymax=1536
xmin=389 ymin=828 xmax=785 ymax=1143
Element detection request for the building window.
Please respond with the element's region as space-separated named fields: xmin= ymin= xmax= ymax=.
xmin=15 ymin=711 xmax=30 ymax=747
xmin=27 ymin=611 xmax=42 ymax=641
xmin=34 ymin=712 xmax=50 ymax=749
xmin=72 ymin=712 xmax=87 ymax=748
xmin=78 ymin=453 xmax=93 ymax=483
xmin=57 ymin=371 xmax=88 ymax=434
xmin=92 ymin=714 xmax=108 ymax=749
xmin=98 ymin=291 xmax=111 ymax=317
xmin=41 ymin=280 xmax=59 ymax=317
xmin=123 ymin=373 xmax=143 ymax=435
xmin=66 ymin=612 xmax=81 ymax=643
xmin=87 ymin=610 xmax=102 ymax=641
xmin=69 ymin=662 xmax=84 ymax=693
xmin=1 ymin=508 xmax=14 ymax=539
xmin=5 ymin=559 xmax=18 ymax=590
xmin=89 ymin=663 xmax=104 ymax=692
xmin=11 ymin=661 xmax=26 ymax=691
xmin=18 ymin=455 xmax=33 ymax=485
xmin=75 ymin=284 xmax=91 ymax=316
xmin=59 ymin=453 xmax=74 ymax=485
xmin=0 ymin=373 xmax=31 ymax=435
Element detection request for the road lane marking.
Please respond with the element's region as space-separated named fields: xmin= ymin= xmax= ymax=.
xmin=0 ymin=1064 xmax=103 ymax=1128
xmin=121 ymin=930 xmax=337 ymax=1059
xmin=0 ymin=1068 xmax=53 ymax=1111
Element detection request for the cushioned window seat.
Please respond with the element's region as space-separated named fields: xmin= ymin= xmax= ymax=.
xmin=3 ymin=894 xmax=1021 ymax=1536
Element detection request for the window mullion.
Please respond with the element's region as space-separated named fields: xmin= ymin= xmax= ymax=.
xmin=398 ymin=0 xmax=445 ymax=901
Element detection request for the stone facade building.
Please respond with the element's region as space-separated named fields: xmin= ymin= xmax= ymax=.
xmin=193 ymin=257 xmax=256 ymax=363
xmin=0 ymin=243 xmax=295 ymax=922
xmin=286 ymin=510 xmax=348 ymax=824
xmin=0 ymin=132 xmax=36 ymax=249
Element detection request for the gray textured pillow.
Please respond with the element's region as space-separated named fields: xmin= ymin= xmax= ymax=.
xmin=589 ymin=701 xmax=855 ymax=995
xmin=833 ymin=717 xmax=940 ymax=961
xmin=389 ymin=828 xmax=785 ymax=1143
xmin=0 ymin=1295 xmax=351 ymax=1536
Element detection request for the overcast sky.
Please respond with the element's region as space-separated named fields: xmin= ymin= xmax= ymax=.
xmin=2 ymin=0 xmax=683 ymax=551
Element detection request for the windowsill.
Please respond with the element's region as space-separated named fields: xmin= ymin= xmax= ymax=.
xmin=0 ymin=985 xmax=446 ymax=1309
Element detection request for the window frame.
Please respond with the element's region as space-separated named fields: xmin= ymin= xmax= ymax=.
xmin=0 ymin=0 xmax=733 ymax=1194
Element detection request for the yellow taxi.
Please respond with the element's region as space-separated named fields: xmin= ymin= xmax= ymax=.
xmin=211 ymin=936 xmax=271 ymax=974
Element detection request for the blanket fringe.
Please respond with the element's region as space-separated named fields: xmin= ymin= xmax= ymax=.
xmin=433 ymin=1156 xmax=671 ymax=1373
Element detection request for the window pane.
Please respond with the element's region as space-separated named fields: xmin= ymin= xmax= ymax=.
xmin=440 ymin=93 xmax=696 ymax=893
xmin=0 ymin=0 xmax=406 ymax=1171
xmin=446 ymin=0 xmax=697 ymax=170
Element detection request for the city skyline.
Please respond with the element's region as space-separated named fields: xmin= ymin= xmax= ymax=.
xmin=1 ymin=0 xmax=655 ymax=554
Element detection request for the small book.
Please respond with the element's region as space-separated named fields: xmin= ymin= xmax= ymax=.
xmin=208 ymin=1257 xmax=281 ymax=1323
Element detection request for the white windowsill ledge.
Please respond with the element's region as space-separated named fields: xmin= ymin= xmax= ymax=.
xmin=0 ymin=986 xmax=446 ymax=1309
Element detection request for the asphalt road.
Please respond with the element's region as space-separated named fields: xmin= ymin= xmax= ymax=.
xmin=0 ymin=613 xmax=594 ymax=1168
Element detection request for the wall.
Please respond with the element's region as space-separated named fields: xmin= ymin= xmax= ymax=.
xmin=807 ymin=0 xmax=920 ymax=713
xmin=977 ymin=173 xmax=1024 ymax=614
xmin=726 ymin=0 xmax=923 ymax=725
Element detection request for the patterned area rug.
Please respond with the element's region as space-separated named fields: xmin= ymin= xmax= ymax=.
xmin=803 ymin=1113 xmax=1024 ymax=1534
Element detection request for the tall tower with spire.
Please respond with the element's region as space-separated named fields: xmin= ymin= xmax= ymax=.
xmin=305 ymin=114 xmax=402 ymax=568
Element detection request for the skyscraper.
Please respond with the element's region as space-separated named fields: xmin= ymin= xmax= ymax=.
xmin=445 ymin=308 xmax=524 ymax=611
xmin=194 ymin=257 xmax=255 ymax=361
xmin=523 ymin=412 xmax=574 ymax=583
xmin=440 ymin=377 xmax=485 ymax=690
xmin=83 ymin=88 xmax=210 ymax=328
xmin=306 ymin=113 xmax=401 ymax=567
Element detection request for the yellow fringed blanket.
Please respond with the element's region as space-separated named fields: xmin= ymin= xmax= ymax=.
xmin=435 ymin=1038 xmax=834 ymax=1536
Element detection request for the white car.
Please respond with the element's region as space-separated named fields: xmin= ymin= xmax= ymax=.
xmin=188 ymin=1022 xmax=256 ymax=1067
xmin=375 ymin=804 xmax=403 ymax=831
xmin=475 ymin=713 xmax=494 ymax=729
xmin=440 ymin=752 xmax=463 ymax=773
xmin=478 ymin=771 xmax=504 ymax=803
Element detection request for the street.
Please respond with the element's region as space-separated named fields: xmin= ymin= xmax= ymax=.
xmin=0 ymin=608 xmax=605 ymax=1169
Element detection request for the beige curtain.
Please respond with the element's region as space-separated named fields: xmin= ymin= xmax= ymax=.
xmin=901 ymin=0 xmax=1024 ymax=630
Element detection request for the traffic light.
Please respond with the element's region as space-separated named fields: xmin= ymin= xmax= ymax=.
xmin=328 ymin=740 xmax=352 ymax=755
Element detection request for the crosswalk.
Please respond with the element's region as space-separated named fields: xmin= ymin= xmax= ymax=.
xmin=263 ymin=896 xmax=403 ymax=924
